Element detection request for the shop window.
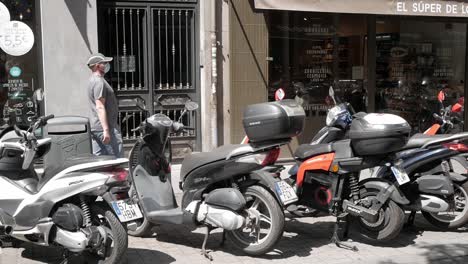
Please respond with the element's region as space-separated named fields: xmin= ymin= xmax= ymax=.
xmin=0 ymin=0 xmax=42 ymax=128
xmin=268 ymin=12 xmax=367 ymax=143
xmin=376 ymin=17 xmax=465 ymax=133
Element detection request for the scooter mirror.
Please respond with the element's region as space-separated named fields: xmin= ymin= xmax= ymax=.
xmin=329 ymin=86 xmax=337 ymax=105
xmin=185 ymin=101 xmax=199 ymax=111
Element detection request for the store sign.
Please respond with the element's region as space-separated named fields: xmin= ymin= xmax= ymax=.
xmin=0 ymin=2 xmax=10 ymax=26
xmin=0 ymin=21 xmax=35 ymax=56
xmin=255 ymin=0 xmax=468 ymax=17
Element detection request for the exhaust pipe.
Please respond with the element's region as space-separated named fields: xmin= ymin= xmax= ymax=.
xmin=0 ymin=225 xmax=13 ymax=235
xmin=0 ymin=208 xmax=15 ymax=235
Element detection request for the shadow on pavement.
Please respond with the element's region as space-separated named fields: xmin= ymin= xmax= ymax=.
xmin=149 ymin=217 xmax=356 ymax=260
xmin=378 ymin=243 xmax=468 ymax=264
xmin=16 ymin=241 xmax=175 ymax=264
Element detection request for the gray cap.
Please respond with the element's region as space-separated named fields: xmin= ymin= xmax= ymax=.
xmin=86 ymin=53 xmax=113 ymax=66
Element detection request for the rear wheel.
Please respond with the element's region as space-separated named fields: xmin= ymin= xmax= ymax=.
xmin=78 ymin=203 xmax=128 ymax=264
xmin=226 ymin=185 xmax=284 ymax=255
xmin=355 ymin=189 xmax=405 ymax=242
xmin=422 ymin=181 xmax=468 ymax=229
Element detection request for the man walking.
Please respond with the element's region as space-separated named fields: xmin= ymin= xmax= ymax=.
xmin=86 ymin=53 xmax=123 ymax=158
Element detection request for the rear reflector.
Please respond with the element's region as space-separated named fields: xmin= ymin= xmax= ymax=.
xmin=262 ymin=148 xmax=281 ymax=166
xmin=443 ymin=143 xmax=468 ymax=152
xmin=107 ymin=168 xmax=129 ymax=182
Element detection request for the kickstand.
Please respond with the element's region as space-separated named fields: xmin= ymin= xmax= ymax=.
xmin=219 ymin=230 xmax=226 ymax=247
xmin=58 ymin=250 xmax=70 ymax=264
xmin=405 ymin=211 xmax=416 ymax=227
xmin=201 ymin=226 xmax=214 ymax=261
xmin=330 ymin=215 xmax=358 ymax=252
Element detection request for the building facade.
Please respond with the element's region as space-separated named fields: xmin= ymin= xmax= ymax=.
xmin=2 ymin=0 xmax=468 ymax=159
xmin=0 ymin=0 xmax=221 ymax=159
xmin=225 ymin=0 xmax=468 ymax=155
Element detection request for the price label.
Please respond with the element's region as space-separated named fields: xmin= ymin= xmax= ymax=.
xmin=0 ymin=3 xmax=10 ymax=26
xmin=0 ymin=21 xmax=35 ymax=56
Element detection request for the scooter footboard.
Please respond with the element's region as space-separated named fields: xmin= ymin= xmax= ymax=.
xmin=131 ymin=165 xmax=177 ymax=214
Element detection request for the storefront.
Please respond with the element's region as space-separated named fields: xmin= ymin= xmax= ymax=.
xmin=0 ymin=0 xmax=42 ymax=128
xmin=253 ymin=0 xmax=468 ymax=143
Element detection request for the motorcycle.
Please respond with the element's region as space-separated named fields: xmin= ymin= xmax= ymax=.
xmin=306 ymin=88 xmax=468 ymax=230
xmin=127 ymin=100 xmax=302 ymax=259
xmin=285 ymin=110 xmax=413 ymax=249
xmin=0 ymin=115 xmax=133 ymax=263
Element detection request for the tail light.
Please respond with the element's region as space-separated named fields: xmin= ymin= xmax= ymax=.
xmin=106 ymin=168 xmax=129 ymax=182
xmin=261 ymin=148 xmax=281 ymax=166
xmin=443 ymin=143 xmax=468 ymax=152
xmin=236 ymin=148 xmax=281 ymax=166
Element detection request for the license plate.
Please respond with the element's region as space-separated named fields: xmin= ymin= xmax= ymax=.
xmin=274 ymin=180 xmax=298 ymax=205
xmin=111 ymin=199 xmax=143 ymax=222
xmin=391 ymin=166 xmax=410 ymax=185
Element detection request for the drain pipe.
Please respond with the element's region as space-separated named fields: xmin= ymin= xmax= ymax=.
xmin=210 ymin=0 xmax=218 ymax=148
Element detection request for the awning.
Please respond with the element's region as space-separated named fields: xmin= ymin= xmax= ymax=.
xmin=254 ymin=0 xmax=468 ymax=17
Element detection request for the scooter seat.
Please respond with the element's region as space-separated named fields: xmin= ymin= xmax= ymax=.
xmin=294 ymin=144 xmax=333 ymax=160
xmin=181 ymin=144 xmax=253 ymax=179
xmin=403 ymin=133 xmax=452 ymax=150
xmin=38 ymin=154 xmax=115 ymax=191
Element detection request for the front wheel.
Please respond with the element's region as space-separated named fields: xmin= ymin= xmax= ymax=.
xmin=422 ymin=181 xmax=468 ymax=229
xmin=127 ymin=216 xmax=154 ymax=237
xmin=355 ymin=189 xmax=405 ymax=242
xmin=226 ymin=185 xmax=284 ymax=256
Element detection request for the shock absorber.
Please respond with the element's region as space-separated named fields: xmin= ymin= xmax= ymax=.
xmin=349 ymin=174 xmax=360 ymax=201
xmin=80 ymin=196 xmax=92 ymax=227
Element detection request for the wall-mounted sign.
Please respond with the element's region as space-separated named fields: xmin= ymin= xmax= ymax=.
xmin=114 ymin=55 xmax=136 ymax=72
xmin=0 ymin=2 xmax=10 ymax=26
xmin=255 ymin=0 xmax=468 ymax=18
xmin=275 ymin=88 xmax=285 ymax=101
xmin=0 ymin=21 xmax=35 ymax=56
xmin=9 ymin=66 xmax=22 ymax=77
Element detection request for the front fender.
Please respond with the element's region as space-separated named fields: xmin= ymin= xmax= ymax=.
xmin=248 ymin=168 xmax=285 ymax=206
xmin=360 ymin=178 xmax=410 ymax=205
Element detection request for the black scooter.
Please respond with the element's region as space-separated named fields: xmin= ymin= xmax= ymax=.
xmin=300 ymin=88 xmax=468 ymax=230
xmin=127 ymin=101 xmax=301 ymax=259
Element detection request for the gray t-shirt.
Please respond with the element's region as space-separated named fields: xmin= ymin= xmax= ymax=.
xmin=88 ymin=75 xmax=119 ymax=132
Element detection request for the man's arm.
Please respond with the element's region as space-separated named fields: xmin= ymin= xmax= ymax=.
xmin=96 ymin=97 xmax=109 ymax=132
xmin=95 ymin=97 xmax=111 ymax=144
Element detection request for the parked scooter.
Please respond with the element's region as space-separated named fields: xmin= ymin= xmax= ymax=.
xmin=0 ymin=115 xmax=133 ymax=263
xmin=127 ymin=100 xmax=303 ymax=259
xmin=424 ymin=102 xmax=464 ymax=135
xmin=305 ymin=88 xmax=468 ymax=230
xmin=285 ymin=111 xmax=414 ymax=249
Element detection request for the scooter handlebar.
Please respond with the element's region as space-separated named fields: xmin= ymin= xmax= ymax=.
xmin=172 ymin=122 xmax=194 ymax=133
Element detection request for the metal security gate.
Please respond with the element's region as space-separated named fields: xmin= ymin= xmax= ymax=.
xmin=98 ymin=0 xmax=200 ymax=158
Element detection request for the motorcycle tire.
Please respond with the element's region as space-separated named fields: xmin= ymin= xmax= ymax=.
xmin=421 ymin=181 xmax=468 ymax=229
xmin=226 ymin=185 xmax=284 ymax=256
xmin=355 ymin=189 xmax=405 ymax=242
xmin=78 ymin=203 xmax=128 ymax=264
xmin=127 ymin=216 xmax=154 ymax=237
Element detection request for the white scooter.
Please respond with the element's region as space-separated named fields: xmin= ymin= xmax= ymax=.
xmin=0 ymin=115 xmax=140 ymax=264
